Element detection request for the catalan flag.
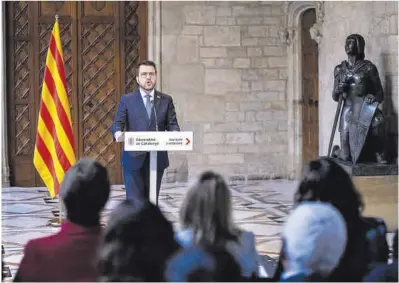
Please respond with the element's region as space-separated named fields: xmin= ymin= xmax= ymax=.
xmin=33 ymin=17 xmax=76 ymax=198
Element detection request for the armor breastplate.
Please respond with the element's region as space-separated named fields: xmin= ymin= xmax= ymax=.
xmin=346 ymin=72 xmax=369 ymax=100
xmin=341 ymin=61 xmax=371 ymax=107
xmin=339 ymin=60 xmax=374 ymax=131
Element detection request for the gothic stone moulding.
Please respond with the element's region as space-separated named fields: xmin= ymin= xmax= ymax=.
xmin=278 ymin=27 xmax=296 ymax=46
xmin=310 ymin=1 xmax=325 ymax=44
xmin=284 ymin=1 xmax=325 ymax=45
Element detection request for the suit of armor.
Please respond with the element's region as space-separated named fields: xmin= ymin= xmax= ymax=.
xmin=332 ymin=34 xmax=386 ymax=163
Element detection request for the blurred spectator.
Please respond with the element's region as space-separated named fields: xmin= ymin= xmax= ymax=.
xmin=394 ymin=229 xmax=398 ymax=261
xmin=97 ymin=200 xmax=180 ymax=282
xmin=280 ymin=202 xmax=347 ymax=282
xmin=274 ymin=157 xmax=386 ymax=282
xmin=176 ymin=171 xmax=266 ymax=279
xmin=165 ymin=245 xmax=243 ymax=282
xmin=363 ymin=229 xmax=398 ymax=282
xmin=14 ymin=157 xmax=110 ymax=282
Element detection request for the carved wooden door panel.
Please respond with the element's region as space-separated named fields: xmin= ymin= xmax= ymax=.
xmin=6 ymin=1 xmax=146 ymax=187
xmin=79 ymin=2 xmax=121 ymax=185
xmin=6 ymin=2 xmax=36 ymax=187
xmin=36 ymin=2 xmax=77 ymax=188
xmin=301 ymin=9 xmax=319 ymax=165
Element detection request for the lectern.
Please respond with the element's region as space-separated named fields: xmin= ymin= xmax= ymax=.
xmin=123 ymin=131 xmax=193 ymax=204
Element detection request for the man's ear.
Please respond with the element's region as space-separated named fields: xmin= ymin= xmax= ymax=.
xmin=136 ymin=76 xmax=139 ymax=85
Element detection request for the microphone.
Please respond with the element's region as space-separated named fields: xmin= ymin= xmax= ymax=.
xmin=151 ymin=99 xmax=159 ymax=132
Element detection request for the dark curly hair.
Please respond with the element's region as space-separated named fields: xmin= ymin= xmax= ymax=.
xmin=97 ymin=200 xmax=180 ymax=282
xmin=295 ymin=157 xmax=364 ymax=223
xmin=294 ymin=157 xmax=368 ymax=281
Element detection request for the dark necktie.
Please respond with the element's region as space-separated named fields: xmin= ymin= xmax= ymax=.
xmin=145 ymin=94 xmax=152 ymax=118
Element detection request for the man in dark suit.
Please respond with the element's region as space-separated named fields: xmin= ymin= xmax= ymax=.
xmin=112 ymin=60 xmax=180 ymax=207
xmin=14 ymin=158 xmax=111 ymax=282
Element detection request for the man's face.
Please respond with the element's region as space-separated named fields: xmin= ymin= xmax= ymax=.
xmin=345 ymin=37 xmax=357 ymax=55
xmin=136 ymin=65 xmax=157 ymax=91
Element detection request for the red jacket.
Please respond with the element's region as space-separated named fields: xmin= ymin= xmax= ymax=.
xmin=14 ymin=221 xmax=102 ymax=282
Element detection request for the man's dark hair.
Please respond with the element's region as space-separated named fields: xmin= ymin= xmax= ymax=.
xmin=97 ymin=200 xmax=180 ymax=282
xmin=60 ymin=157 xmax=110 ymax=227
xmin=136 ymin=60 xmax=157 ymax=76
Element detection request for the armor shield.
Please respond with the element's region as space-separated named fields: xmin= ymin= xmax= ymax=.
xmin=349 ymin=99 xmax=379 ymax=164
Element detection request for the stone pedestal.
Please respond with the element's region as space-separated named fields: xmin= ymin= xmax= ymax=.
xmin=333 ymin=158 xmax=398 ymax=231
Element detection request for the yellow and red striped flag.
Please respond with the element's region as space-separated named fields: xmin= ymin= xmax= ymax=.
xmin=33 ymin=17 xmax=76 ymax=198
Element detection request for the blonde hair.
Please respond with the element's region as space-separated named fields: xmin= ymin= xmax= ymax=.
xmin=180 ymin=171 xmax=240 ymax=246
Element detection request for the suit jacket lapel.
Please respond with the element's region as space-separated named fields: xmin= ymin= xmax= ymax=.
xmin=154 ymin=91 xmax=162 ymax=117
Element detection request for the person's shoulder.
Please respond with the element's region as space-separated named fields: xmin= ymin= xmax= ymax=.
xmin=24 ymin=233 xmax=58 ymax=253
xmin=237 ymin=230 xmax=256 ymax=244
xmin=362 ymin=59 xmax=374 ymax=66
xmin=362 ymin=60 xmax=378 ymax=71
xmin=334 ymin=62 xmax=345 ymax=76
xmin=121 ymin=91 xmax=138 ymax=100
xmin=156 ymin=91 xmax=173 ymax=100
xmin=240 ymin=230 xmax=255 ymax=237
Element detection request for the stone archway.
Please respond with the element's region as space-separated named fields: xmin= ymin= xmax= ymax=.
xmin=283 ymin=1 xmax=324 ymax=178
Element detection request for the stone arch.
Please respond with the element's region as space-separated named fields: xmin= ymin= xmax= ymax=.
xmin=284 ymin=1 xmax=323 ymax=178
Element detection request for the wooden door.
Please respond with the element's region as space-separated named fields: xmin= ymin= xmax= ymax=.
xmin=301 ymin=8 xmax=319 ymax=165
xmin=6 ymin=1 xmax=147 ymax=187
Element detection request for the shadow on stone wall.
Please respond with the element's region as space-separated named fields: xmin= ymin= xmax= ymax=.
xmin=381 ymin=53 xmax=398 ymax=163
xmin=165 ymin=155 xmax=188 ymax=183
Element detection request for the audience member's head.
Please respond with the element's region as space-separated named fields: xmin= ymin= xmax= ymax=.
xmin=294 ymin=157 xmax=363 ymax=223
xmin=60 ymin=157 xmax=110 ymax=227
xmin=180 ymin=171 xmax=239 ymax=246
xmin=165 ymin=245 xmax=242 ymax=282
xmin=97 ymin=200 xmax=180 ymax=282
xmin=281 ymin=201 xmax=347 ymax=280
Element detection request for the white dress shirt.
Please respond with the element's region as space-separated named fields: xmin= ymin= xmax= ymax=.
xmin=140 ymin=88 xmax=155 ymax=105
xmin=114 ymin=88 xmax=155 ymax=141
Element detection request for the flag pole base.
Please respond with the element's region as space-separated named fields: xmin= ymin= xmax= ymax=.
xmin=44 ymin=197 xmax=59 ymax=203
xmin=47 ymin=217 xmax=63 ymax=227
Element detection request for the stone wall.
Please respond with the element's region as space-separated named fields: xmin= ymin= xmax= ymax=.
xmin=318 ymin=1 xmax=398 ymax=159
xmin=158 ymin=1 xmax=398 ymax=182
xmin=160 ymin=1 xmax=289 ymax=181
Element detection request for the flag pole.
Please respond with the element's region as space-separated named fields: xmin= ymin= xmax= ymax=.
xmin=39 ymin=11 xmax=75 ymax=227
xmin=55 ymin=13 xmax=63 ymax=225
xmin=46 ymin=13 xmax=63 ymax=227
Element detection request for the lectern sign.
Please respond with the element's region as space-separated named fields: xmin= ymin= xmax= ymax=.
xmin=123 ymin=131 xmax=194 ymax=205
xmin=124 ymin=131 xmax=193 ymax=151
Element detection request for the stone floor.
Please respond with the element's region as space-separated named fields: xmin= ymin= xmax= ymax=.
xmin=2 ymin=179 xmax=296 ymax=279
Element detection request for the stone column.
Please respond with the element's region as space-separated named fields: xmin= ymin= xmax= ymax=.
xmin=2 ymin=1 xmax=10 ymax=187
xmin=147 ymin=1 xmax=162 ymax=90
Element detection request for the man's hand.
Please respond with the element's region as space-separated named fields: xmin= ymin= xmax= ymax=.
xmin=365 ymin=94 xmax=376 ymax=104
xmin=114 ymin=131 xmax=124 ymax=142
xmin=336 ymin=82 xmax=348 ymax=94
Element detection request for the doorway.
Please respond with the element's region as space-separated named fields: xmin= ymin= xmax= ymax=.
xmin=300 ymin=8 xmax=319 ymax=165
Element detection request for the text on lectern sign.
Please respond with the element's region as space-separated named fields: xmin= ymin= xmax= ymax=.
xmin=124 ymin=131 xmax=193 ymax=151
